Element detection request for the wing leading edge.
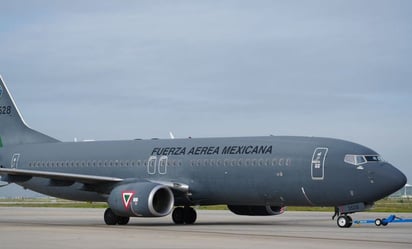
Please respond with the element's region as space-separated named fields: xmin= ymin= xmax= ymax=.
xmin=0 ymin=168 xmax=123 ymax=184
xmin=0 ymin=168 xmax=189 ymax=194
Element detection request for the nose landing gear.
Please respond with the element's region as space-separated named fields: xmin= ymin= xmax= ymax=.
xmin=333 ymin=202 xmax=373 ymax=228
xmin=337 ymin=215 xmax=353 ymax=228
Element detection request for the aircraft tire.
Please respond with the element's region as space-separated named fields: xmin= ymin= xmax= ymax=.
xmin=184 ymin=207 xmax=197 ymax=225
xmin=104 ymin=208 xmax=118 ymax=225
xmin=117 ymin=216 xmax=130 ymax=225
xmin=337 ymin=215 xmax=352 ymax=228
xmin=172 ymin=207 xmax=197 ymax=224
xmin=172 ymin=207 xmax=185 ymax=224
xmin=346 ymin=215 xmax=353 ymax=227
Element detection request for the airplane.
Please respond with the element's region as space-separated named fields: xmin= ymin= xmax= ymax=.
xmin=0 ymin=75 xmax=407 ymax=228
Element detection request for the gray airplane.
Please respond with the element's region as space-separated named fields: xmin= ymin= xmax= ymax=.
xmin=0 ymin=76 xmax=407 ymax=228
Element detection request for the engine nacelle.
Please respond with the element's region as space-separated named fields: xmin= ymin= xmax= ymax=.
xmin=228 ymin=205 xmax=285 ymax=216
xmin=108 ymin=182 xmax=174 ymax=217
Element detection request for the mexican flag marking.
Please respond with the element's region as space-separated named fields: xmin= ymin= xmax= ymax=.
xmin=122 ymin=191 xmax=135 ymax=210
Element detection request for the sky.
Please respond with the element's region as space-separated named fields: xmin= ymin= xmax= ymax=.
xmin=0 ymin=0 xmax=411 ymax=197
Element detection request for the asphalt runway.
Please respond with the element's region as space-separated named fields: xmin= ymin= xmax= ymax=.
xmin=0 ymin=207 xmax=411 ymax=249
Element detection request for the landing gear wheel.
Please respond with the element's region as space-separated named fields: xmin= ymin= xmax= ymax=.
xmin=172 ymin=207 xmax=197 ymax=225
xmin=337 ymin=215 xmax=353 ymax=228
xmin=172 ymin=207 xmax=185 ymax=224
xmin=104 ymin=208 xmax=118 ymax=225
xmin=346 ymin=215 xmax=353 ymax=227
xmin=117 ymin=216 xmax=130 ymax=225
xmin=104 ymin=208 xmax=130 ymax=225
xmin=184 ymin=207 xmax=197 ymax=225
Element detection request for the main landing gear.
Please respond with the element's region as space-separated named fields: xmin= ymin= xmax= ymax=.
xmin=103 ymin=207 xmax=197 ymax=225
xmin=104 ymin=208 xmax=130 ymax=225
xmin=172 ymin=206 xmax=197 ymax=224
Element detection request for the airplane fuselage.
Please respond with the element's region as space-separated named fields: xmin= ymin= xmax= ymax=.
xmin=1 ymin=136 xmax=402 ymax=207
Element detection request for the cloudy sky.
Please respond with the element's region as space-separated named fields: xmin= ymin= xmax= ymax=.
xmin=0 ymin=0 xmax=411 ymax=196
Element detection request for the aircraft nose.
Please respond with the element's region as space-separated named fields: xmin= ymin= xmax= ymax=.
xmin=381 ymin=163 xmax=407 ymax=195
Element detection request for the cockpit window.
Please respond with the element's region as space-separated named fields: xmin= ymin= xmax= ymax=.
xmin=344 ymin=155 xmax=356 ymax=165
xmin=344 ymin=154 xmax=382 ymax=165
xmin=364 ymin=155 xmax=381 ymax=162
xmin=356 ymin=155 xmax=366 ymax=164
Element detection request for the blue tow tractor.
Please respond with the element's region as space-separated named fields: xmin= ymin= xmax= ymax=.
xmin=354 ymin=214 xmax=412 ymax=227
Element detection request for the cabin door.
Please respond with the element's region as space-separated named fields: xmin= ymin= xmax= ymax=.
xmin=311 ymin=148 xmax=328 ymax=180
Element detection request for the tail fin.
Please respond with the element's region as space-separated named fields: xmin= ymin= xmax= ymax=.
xmin=0 ymin=75 xmax=60 ymax=146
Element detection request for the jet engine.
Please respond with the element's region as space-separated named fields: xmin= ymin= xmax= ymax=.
xmin=227 ymin=205 xmax=285 ymax=216
xmin=108 ymin=182 xmax=174 ymax=217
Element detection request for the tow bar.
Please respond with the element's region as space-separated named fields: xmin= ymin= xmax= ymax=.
xmin=354 ymin=214 xmax=412 ymax=227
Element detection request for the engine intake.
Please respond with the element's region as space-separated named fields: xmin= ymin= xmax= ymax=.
xmin=108 ymin=182 xmax=174 ymax=217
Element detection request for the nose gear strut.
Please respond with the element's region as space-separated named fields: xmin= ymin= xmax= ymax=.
xmin=333 ymin=202 xmax=374 ymax=228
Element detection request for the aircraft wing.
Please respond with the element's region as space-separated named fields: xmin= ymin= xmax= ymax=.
xmin=0 ymin=168 xmax=189 ymax=193
xmin=0 ymin=168 xmax=123 ymax=184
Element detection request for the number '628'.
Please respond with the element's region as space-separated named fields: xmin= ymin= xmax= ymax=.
xmin=0 ymin=106 xmax=11 ymax=115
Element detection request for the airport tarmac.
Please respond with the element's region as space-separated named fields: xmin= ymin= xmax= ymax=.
xmin=0 ymin=207 xmax=411 ymax=249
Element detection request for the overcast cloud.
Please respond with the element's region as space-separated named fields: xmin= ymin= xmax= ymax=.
xmin=0 ymin=0 xmax=411 ymax=196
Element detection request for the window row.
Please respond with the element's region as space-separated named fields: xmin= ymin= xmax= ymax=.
xmin=27 ymin=160 xmax=182 ymax=168
xmin=26 ymin=157 xmax=291 ymax=168
xmin=189 ymin=158 xmax=291 ymax=167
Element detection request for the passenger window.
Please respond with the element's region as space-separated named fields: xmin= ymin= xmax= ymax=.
xmin=286 ymin=158 xmax=291 ymax=166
